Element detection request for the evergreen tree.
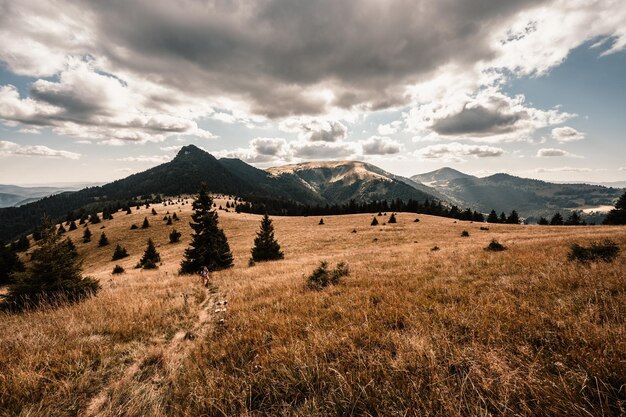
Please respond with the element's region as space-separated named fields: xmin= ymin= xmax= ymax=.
xmin=180 ymin=188 xmax=233 ymax=274
xmin=538 ymin=217 xmax=549 ymax=225
xmin=319 ymin=218 xmax=324 ymax=225
xmin=487 ymin=210 xmax=499 ymax=223
xmin=68 ymin=221 xmax=78 ymax=231
xmin=57 ymin=224 xmax=66 ymax=235
xmin=565 ymin=211 xmax=583 ymax=226
xmin=111 ymin=244 xmax=129 ymax=261
xmin=142 ymin=217 xmax=150 ymax=229
xmin=250 ymin=214 xmax=284 ymax=262
xmin=166 ymin=216 xmax=173 ymax=225
xmin=603 ymin=192 xmax=626 ymax=225
xmin=0 ymin=242 xmax=24 ymax=286
xmin=83 ymin=227 xmax=92 ymax=243
xmin=151 ymin=208 xmax=157 ymax=216
xmin=10 ymin=236 xmax=30 ymax=252
xmin=139 ymin=239 xmax=161 ymax=269
xmin=63 ymin=238 xmax=78 ymax=258
xmin=388 ymin=213 xmax=397 ymax=223
xmin=499 ymin=212 xmax=507 ymax=223
xmin=371 ymin=217 xmax=379 ymax=226
xmin=169 ymin=229 xmax=182 ymax=243
xmin=550 ymin=212 xmax=564 ymax=225
xmin=126 ymin=207 xmax=132 ymax=215
xmin=506 ymin=210 xmax=520 ymax=224
xmin=2 ymin=217 xmax=99 ymax=310
xmin=172 ymin=212 xmax=179 ymax=221
xmin=98 ymin=232 xmax=109 ymax=247
xmin=90 ymin=212 xmax=101 ymax=224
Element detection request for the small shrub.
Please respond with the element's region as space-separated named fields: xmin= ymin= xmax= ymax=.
xmin=485 ymin=239 xmax=506 ymax=252
xmin=414 ymin=218 xmax=420 ymax=222
xmin=351 ymin=229 xmax=357 ymax=233
xmin=568 ymin=240 xmax=619 ymax=263
xmin=112 ymin=244 xmax=129 ymax=261
xmin=169 ymin=229 xmax=182 ymax=243
xmin=480 ymin=226 xmax=489 ymax=231
xmin=318 ymin=218 xmax=324 ymax=225
xmin=142 ymin=259 xmax=158 ymax=269
xmin=461 ymin=230 xmax=470 ymax=237
xmin=431 ymin=246 xmax=440 ymax=251
xmin=130 ymin=224 xmax=138 ymax=230
xmin=306 ymin=261 xmax=350 ymax=290
xmin=112 ymin=265 xmax=125 ymax=274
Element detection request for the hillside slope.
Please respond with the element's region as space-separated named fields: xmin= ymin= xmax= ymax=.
xmin=412 ymin=168 xmax=623 ymax=218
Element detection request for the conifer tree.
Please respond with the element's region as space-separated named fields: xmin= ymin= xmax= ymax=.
xmin=499 ymin=212 xmax=507 ymax=223
xmin=506 ymin=210 xmax=520 ymax=224
xmin=565 ymin=211 xmax=583 ymax=225
xmin=550 ymin=212 xmax=564 ymax=225
xmin=250 ymin=214 xmax=284 ymax=262
xmin=139 ymin=239 xmax=160 ymax=269
xmin=111 ymin=244 xmax=129 ymax=260
xmin=603 ymin=192 xmax=626 ymax=225
xmin=319 ymin=218 xmax=324 ymax=225
xmin=142 ymin=217 xmax=150 ymax=229
xmin=152 ymin=208 xmax=157 ymax=216
xmin=172 ymin=212 xmax=179 ymax=221
xmin=388 ymin=213 xmax=397 ymax=224
xmin=63 ymin=238 xmax=78 ymax=258
xmin=2 ymin=217 xmax=99 ymax=310
xmin=0 ymin=242 xmax=24 ymax=286
xmin=10 ymin=236 xmax=30 ymax=252
xmin=69 ymin=221 xmax=78 ymax=231
xmin=538 ymin=217 xmax=549 ymax=225
xmin=487 ymin=210 xmax=499 ymax=223
xmin=180 ymin=188 xmax=233 ymax=274
xmin=371 ymin=217 xmax=379 ymax=226
xmin=166 ymin=216 xmax=173 ymax=225
xmin=83 ymin=227 xmax=92 ymax=243
xmin=126 ymin=207 xmax=132 ymax=215
xmin=57 ymin=224 xmax=66 ymax=235
xmin=98 ymin=232 xmax=109 ymax=247
xmin=90 ymin=212 xmax=101 ymax=224
xmin=169 ymin=229 xmax=182 ymax=243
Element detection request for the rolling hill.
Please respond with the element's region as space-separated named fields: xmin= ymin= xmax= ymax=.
xmin=412 ymin=168 xmax=624 ymax=219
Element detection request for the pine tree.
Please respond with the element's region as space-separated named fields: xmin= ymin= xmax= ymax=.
xmin=538 ymin=217 xmax=549 ymax=225
xmin=487 ymin=210 xmax=499 ymax=223
xmin=319 ymin=218 xmax=324 ymax=225
xmin=57 ymin=224 xmax=66 ymax=235
xmin=603 ymin=192 xmax=626 ymax=225
xmin=166 ymin=216 xmax=173 ymax=225
xmin=69 ymin=221 xmax=78 ymax=231
xmin=169 ymin=229 xmax=182 ymax=243
xmin=565 ymin=211 xmax=582 ymax=225
xmin=151 ymin=208 xmax=157 ymax=216
xmin=506 ymin=210 xmax=520 ymax=224
xmin=371 ymin=217 xmax=379 ymax=226
xmin=0 ymin=242 xmax=24 ymax=286
xmin=251 ymin=214 xmax=284 ymax=262
xmin=63 ymin=238 xmax=78 ymax=258
xmin=388 ymin=213 xmax=397 ymax=224
xmin=98 ymin=232 xmax=109 ymax=247
xmin=142 ymin=217 xmax=150 ymax=229
xmin=90 ymin=212 xmax=101 ymax=224
xmin=111 ymin=244 xmax=129 ymax=261
xmin=83 ymin=227 xmax=92 ymax=243
xmin=180 ymin=188 xmax=233 ymax=274
xmin=10 ymin=236 xmax=30 ymax=252
xmin=550 ymin=212 xmax=564 ymax=225
xmin=126 ymin=207 xmax=132 ymax=215
xmin=2 ymin=217 xmax=99 ymax=310
xmin=139 ymin=239 xmax=160 ymax=269
xmin=499 ymin=212 xmax=507 ymax=223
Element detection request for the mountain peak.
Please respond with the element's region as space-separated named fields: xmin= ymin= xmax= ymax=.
xmin=175 ymin=144 xmax=205 ymax=158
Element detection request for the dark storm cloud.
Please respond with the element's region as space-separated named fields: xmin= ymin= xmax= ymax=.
xmin=72 ymin=0 xmax=548 ymax=117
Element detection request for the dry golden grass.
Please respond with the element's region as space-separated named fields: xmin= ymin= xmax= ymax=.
xmin=1 ymin=201 xmax=625 ymax=416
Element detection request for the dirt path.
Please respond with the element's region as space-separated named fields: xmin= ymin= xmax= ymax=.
xmin=82 ymin=283 xmax=226 ymax=417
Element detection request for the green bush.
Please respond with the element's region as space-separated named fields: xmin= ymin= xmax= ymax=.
xmin=306 ymin=261 xmax=349 ymax=290
xmin=112 ymin=265 xmax=125 ymax=274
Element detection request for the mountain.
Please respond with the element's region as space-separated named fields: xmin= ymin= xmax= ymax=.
xmin=411 ymin=168 xmax=624 ymax=219
xmin=0 ymin=146 xmax=437 ymax=241
xmin=0 ymin=185 xmax=77 ymax=208
xmin=267 ymin=161 xmax=435 ymax=204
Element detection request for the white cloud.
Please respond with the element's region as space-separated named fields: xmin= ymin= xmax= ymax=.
xmin=536 ymin=148 xmax=583 ymax=158
xmin=0 ymin=140 xmax=81 ymax=159
xmin=377 ymin=121 xmax=403 ymax=135
xmin=117 ymin=155 xmax=171 ymax=163
xmin=360 ymin=136 xmax=402 ymax=155
xmin=551 ymin=126 xmax=585 ymax=142
xmin=535 ymin=166 xmax=594 ymax=172
xmin=415 ymin=142 xmax=504 ymax=162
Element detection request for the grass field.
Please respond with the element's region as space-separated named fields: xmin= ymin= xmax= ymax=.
xmin=1 ymin=199 xmax=625 ymax=416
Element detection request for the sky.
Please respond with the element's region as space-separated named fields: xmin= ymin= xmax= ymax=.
xmin=0 ymin=0 xmax=625 ymax=185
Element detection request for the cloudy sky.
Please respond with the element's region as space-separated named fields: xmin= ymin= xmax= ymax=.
xmin=0 ymin=0 xmax=625 ymax=185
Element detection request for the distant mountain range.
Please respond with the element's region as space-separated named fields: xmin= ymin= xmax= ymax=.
xmin=411 ymin=167 xmax=623 ymax=219
xmin=0 ymin=184 xmax=100 ymax=208
xmin=0 ymin=145 xmax=623 ymax=240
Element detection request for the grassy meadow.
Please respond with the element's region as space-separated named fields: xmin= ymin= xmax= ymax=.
xmin=1 ymin=199 xmax=625 ymax=416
